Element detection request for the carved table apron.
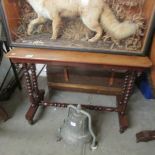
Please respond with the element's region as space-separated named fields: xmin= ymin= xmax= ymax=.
xmin=6 ymin=48 xmax=152 ymax=133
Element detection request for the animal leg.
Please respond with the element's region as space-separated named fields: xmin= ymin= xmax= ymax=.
xmin=51 ymin=15 xmax=61 ymax=40
xmin=27 ymin=16 xmax=47 ymax=35
xmin=82 ymin=15 xmax=103 ymax=42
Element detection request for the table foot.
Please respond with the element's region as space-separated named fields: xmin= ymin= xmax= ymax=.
xmin=118 ymin=113 xmax=128 ymax=133
xmin=25 ymin=105 xmax=39 ymax=125
xmin=25 ymin=89 xmax=45 ymax=124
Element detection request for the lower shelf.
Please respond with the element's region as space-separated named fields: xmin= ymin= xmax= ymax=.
xmin=48 ymin=82 xmax=122 ymax=95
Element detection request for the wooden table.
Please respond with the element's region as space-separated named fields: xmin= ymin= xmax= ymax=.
xmin=6 ymin=48 xmax=152 ymax=133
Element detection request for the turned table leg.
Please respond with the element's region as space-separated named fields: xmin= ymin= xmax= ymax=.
xmin=23 ymin=63 xmax=45 ymax=124
xmin=117 ymin=71 xmax=136 ymax=133
xmin=30 ymin=64 xmax=45 ymax=102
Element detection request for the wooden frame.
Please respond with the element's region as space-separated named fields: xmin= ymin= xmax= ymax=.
xmin=0 ymin=0 xmax=155 ymax=56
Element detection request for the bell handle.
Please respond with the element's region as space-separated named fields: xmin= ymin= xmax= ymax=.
xmin=80 ymin=109 xmax=97 ymax=150
xmin=67 ymin=104 xmax=81 ymax=115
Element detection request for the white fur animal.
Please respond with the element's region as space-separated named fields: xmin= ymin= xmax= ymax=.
xmin=27 ymin=0 xmax=138 ymax=42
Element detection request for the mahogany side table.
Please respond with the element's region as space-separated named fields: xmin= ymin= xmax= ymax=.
xmin=6 ymin=48 xmax=152 ymax=133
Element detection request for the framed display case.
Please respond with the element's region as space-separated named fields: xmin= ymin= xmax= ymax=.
xmin=0 ymin=0 xmax=155 ymax=55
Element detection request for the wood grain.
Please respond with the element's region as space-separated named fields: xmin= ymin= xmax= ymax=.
xmin=1 ymin=0 xmax=20 ymax=40
xmin=48 ymin=82 xmax=122 ymax=95
xmin=6 ymin=48 xmax=152 ymax=68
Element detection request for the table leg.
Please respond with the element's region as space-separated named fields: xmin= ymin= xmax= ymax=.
xmin=117 ymin=95 xmax=129 ymax=133
xmin=117 ymin=71 xmax=136 ymax=133
xmin=30 ymin=64 xmax=45 ymax=102
xmin=23 ymin=63 xmax=45 ymax=124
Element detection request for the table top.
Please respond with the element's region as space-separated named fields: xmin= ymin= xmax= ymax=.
xmin=6 ymin=48 xmax=152 ymax=68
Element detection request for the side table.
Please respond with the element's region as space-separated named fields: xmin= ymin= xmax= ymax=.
xmin=6 ymin=48 xmax=152 ymax=133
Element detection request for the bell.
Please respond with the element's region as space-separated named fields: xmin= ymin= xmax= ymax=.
xmin=59 ymin=104 xmax=97 ymax=150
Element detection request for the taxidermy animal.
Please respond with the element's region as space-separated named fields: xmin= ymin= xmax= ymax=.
xmin=27 ymin=0 xmax=138 ymax=42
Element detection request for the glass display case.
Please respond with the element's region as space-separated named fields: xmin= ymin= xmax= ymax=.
xmin=0 ymin=0 xmax=155 ymax=55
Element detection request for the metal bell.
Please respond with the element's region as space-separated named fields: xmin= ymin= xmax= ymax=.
xmin=59 ymin=104 xmax=97 ymax=150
